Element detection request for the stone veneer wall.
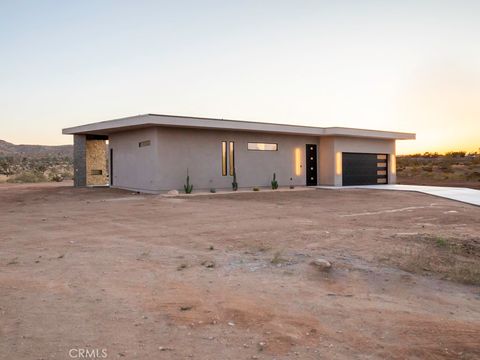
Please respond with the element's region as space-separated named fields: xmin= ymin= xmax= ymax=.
xmin=86 ymin=139 xmax=108 ymax=186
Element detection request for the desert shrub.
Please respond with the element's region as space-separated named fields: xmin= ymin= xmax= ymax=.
xmin=270 ymin=250 xmax=288 ymax=265
xmin=445 ymin=151 xmax=466 ymax=158
xmin=438 ymin=163 xmax=453 ymax=173
xmin=466 ymin=171 xmax=480 ymax=180
xmin=61 ymin=171 xmax=74 ymax=179
xmin=50 ymin=173 xmax=64 ymax=182
xmin=7 ymin=171 xmax=47 ymax=183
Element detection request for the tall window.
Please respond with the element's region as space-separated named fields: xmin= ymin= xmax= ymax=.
xmin=221 ymin=141 xmax=227 ymax=176
xmin=229 ymin=141 xmax=235 ymax=175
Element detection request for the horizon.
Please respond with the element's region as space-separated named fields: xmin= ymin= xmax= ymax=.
xmin=1 ymin=1 xmax=479 ymax=154
xmin=2 ymin=133 xmax=478 ymax=156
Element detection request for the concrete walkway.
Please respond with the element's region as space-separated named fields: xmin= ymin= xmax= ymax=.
xmin=317 ymin=184 xmax=480 ymax=207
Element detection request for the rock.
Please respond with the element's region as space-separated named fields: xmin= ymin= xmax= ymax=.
xmin=158 ymin=346 xmax=173 ymax=351
xmin=227 ymin=321 xmax=235 ymax=326
xmin=167 ymin=189 xmax=179 ymax=195
xmin=310 ymin=258 xmax=332 ymax=271
xmin=202 ymin=260 xmax=216 ymax=268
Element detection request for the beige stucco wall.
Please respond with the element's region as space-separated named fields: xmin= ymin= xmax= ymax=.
xmin=86 ymin=140 xmax=108 ymax=186
xmin=155 ymin=127 xmax=319 ymax=191
xmin=108 ymin=127 xmax=398 ymax=192
xmin=109 ymin=128 xmax=159 ymax=192
xmin=318 ymin=136 xmax=396 ymax=186
xmin=109 ymin=126 xmax=319 ymax=192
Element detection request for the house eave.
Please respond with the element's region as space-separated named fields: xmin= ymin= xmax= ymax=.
xmin=62 ymin=113 xmax=416 ymax=140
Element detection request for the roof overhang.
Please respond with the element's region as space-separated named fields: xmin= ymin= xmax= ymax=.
xmin=62 ymin=114 xmax=416 ymax=140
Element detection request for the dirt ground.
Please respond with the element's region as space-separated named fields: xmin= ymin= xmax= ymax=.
xmin=1 ymin=182 xmax=479 ymax=360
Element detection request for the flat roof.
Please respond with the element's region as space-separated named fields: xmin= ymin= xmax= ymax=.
xmin=62 ymin=113 xmax=415 ymax=140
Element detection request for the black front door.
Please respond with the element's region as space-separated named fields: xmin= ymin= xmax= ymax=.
xmin=306 ymin=144 xmax=317 ymax=186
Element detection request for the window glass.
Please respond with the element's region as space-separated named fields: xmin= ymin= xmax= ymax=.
xmin=247 ymin=143 xmax=278 ymax=151
xmin=221 ymin=141 xmax=227 ymax=176
xmin=229 ymin=141 xmax=235 ymax=175
xmin=139 ymin=140 xmax=151 ymax=147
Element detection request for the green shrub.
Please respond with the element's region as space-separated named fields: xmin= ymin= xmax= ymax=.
xmin=49 ymin=173 xmax=64 ymax=182
xmin=271 ymin=172 xmax=278 ymax=190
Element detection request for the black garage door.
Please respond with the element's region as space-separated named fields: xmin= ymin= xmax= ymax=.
xmin=342 ymin=153 xmax=388 ymax=186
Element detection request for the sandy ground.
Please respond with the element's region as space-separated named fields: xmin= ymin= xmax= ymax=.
xmin=1 ymin=182 xmax=479 ymax=360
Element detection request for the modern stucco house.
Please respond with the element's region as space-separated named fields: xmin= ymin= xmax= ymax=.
xmin=62 ymin=114 xmax=415 ymax=192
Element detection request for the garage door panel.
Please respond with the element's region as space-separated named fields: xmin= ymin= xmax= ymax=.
xmin=342 ymin=153 xmax=388 ymax=186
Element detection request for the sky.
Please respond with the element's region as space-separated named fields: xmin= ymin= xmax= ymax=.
xmin=0 ymin=0 xmax=479 ymax=154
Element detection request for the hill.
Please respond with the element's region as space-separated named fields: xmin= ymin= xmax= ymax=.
xmin=397 ymin=152 xmax=480 ymax=190
xmin=0 ymin=140 xmax=73 ymax=158
xmin=0 ymin=140 xmax=73 ymax=183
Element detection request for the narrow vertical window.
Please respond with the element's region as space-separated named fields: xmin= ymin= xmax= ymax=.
xmin=229 ymin=141 xmax=235 ymax=176
xmin=221 ymin=141 xmax=227 ymax=176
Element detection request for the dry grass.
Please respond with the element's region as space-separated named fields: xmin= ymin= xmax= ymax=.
xmin=270 ymin=250 xmax=289 ymax=265
xmin=391 ymin=235 xmax=480 ymax=285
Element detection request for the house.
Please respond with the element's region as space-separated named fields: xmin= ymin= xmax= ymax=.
xmin=62 ymin=114 xmax=415 ymax=192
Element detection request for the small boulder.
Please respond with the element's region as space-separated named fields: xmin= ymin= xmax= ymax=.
xmin=167 ymin=189 xmax=179 ymax=196
xmin=202 ymin=260 xmax=216 ymax=268
xmin=310 ymin=259 xmax=332 ymax=272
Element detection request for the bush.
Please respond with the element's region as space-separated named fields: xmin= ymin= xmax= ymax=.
xmin=50 ymin=173 xmax=64 ymax=182
xmin=7 ymin=171 xmax=47 ymax=183
xmin=445 ymin=151 xmax=466 ymax=158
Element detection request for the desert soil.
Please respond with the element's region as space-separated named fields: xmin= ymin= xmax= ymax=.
xmin=1 ymin=182 xmax=479 ymax=359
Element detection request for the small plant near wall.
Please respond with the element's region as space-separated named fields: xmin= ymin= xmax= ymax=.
xmin=289 ymin=177 xmax=295 ymax=189
xmin=184 ymin=169 xmax=193 ymax=194
xmin=271 ymin=172 xmax=279 ymax=190
xmin=253 ymin=187 xmax=260 ymax=191
xmin=232 ymin=168 xmax=238 ymax=191
xmin=210 ymin=188 xmax=216 ymax=193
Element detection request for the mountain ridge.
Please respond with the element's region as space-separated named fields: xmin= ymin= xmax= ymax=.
xmin=0 ymin=140 xmax=73 ymax=158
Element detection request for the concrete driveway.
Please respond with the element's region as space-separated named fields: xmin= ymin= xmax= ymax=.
xmin=317 ymin=184 xmax=480 ymax=207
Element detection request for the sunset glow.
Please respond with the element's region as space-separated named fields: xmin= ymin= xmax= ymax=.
xmin=0 ymin=1 xmax=478 ymax=154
